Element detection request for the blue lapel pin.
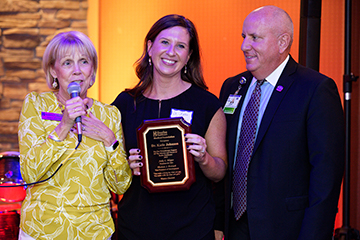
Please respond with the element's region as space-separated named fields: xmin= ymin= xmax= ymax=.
xmin=240 ymin=76 xmax=247 ymax=85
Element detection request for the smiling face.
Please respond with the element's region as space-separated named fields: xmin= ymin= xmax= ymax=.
xmin=50 ymin=47 xmax=94 ymax=100
xmin=241 ymin=7 xmax=292 ymax=80
xmin=147 ymin=26 xmax=191 ymax=80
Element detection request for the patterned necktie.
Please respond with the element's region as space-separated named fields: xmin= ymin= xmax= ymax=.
xmin=233 ymin=79 xmax=265 ymax=220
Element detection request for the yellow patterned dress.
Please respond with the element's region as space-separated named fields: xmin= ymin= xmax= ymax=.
xmin=18 ymin=91 xmax=132 ymax=240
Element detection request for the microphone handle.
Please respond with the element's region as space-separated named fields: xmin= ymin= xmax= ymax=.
xmin=76 ymin=119 xmax=82 ymax=135
xmin=69 ymin=92 xmax=82 ymax=136
xmin=70 ymin=92 xmax=79 ymax=98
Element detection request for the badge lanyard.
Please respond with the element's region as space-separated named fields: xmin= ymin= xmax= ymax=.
xmin=223 ymin=77 xmax=247 ymax=114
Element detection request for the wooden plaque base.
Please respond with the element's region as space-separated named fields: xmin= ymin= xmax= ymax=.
xmin=137 ymin=118 xmax=195 ymax=193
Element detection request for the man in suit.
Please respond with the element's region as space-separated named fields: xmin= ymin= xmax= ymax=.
xmin=217 ymin=5 xmax=345 ymax=240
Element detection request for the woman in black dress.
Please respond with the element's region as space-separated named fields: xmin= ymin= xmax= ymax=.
xmin=112 ymin=14 xmax=227 ymax=240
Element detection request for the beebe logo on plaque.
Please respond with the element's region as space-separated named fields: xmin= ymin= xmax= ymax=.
xmin=136 ymin=117 xmax=196 ymax=193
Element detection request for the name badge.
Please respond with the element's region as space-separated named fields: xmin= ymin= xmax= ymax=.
xmin=223 ymin=95 xmax=241 ymax=114
xmin=41 ymin=112 xmax=62 ymax=121
xmin=170 ymin=108 xmax=193 ymax=124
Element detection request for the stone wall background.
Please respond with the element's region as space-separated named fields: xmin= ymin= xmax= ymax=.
xmin=0 ymin=0 xmax=88 ymax=152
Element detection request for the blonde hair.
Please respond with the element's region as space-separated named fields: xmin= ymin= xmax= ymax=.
xmin=42 ymin=31 xmax=98 ymax=90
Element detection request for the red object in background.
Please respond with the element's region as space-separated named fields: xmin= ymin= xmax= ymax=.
xmin=0 ymin=152 xmax=26 ymax=203
xmin=0 ymin=211 xmax=20 ymax=240
xmin=0 ymin=151 xmax=24 ymax=240
xmin=0 ymin=183 xmax=26 ymax=203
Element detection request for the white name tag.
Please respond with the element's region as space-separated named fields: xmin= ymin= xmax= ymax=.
xmin=170 ymin=108 xmax=193 ymax=124
xmin=223 ymin=95 xmax=241 ymax=114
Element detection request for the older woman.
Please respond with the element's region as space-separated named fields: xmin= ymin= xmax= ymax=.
xmin=112 ymin=14 xmax=227 ymax=240
xmin=18 ymin=31 xmax=132 ymax=240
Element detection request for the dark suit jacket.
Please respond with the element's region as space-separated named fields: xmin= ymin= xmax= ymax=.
xmin=218 ymin=56 xmax=345 ymax=240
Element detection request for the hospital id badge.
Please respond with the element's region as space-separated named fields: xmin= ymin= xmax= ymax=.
xmin=223 ymin=95 xmax=241 ymax=114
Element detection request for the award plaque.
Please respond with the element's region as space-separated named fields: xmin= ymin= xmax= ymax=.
xmin=137 ymin=117 xmax=195 ymax=193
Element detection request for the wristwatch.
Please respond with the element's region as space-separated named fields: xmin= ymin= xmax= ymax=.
xmin=105 ymin=140 xmax=119 ymax=152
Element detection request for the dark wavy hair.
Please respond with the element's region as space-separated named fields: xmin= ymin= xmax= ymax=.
xmin=126 ymin=14 xmax=207 ymax=97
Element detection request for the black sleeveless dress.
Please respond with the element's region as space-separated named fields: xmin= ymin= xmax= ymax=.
xmin=112 ymin=85 xmax=222 ymax=240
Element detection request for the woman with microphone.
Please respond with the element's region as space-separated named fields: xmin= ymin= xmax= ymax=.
xmin=18 ymin=31 xmax=132 ymax=240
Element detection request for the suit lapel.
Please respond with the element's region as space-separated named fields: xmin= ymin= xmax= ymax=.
xmin=253 ymin=57 xmax=298 ymax=152
xmin=227 ymin=73 xmax=252 ymax=164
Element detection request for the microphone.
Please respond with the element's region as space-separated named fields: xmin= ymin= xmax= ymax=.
xmin=67 ymin=82 xmax=82 ymax=142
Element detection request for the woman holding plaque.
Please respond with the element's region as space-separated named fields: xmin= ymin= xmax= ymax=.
xmin=112 ymin=14 xmax=227 ymax=240
xmin=18 ymin=31 xmax=132 ymax=240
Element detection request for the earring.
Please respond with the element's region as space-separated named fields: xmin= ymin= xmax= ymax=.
xmin=148 ymin=58 xmax=152 ymax=66
xmin=52 ymin=78 xmax=58 ymax=89
xmin=184 ymin=65 xmax=187 ymax=74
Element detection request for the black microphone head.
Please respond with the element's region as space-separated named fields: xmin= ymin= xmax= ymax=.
xmin=67 ymin=82 xmax=81 ymax=95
